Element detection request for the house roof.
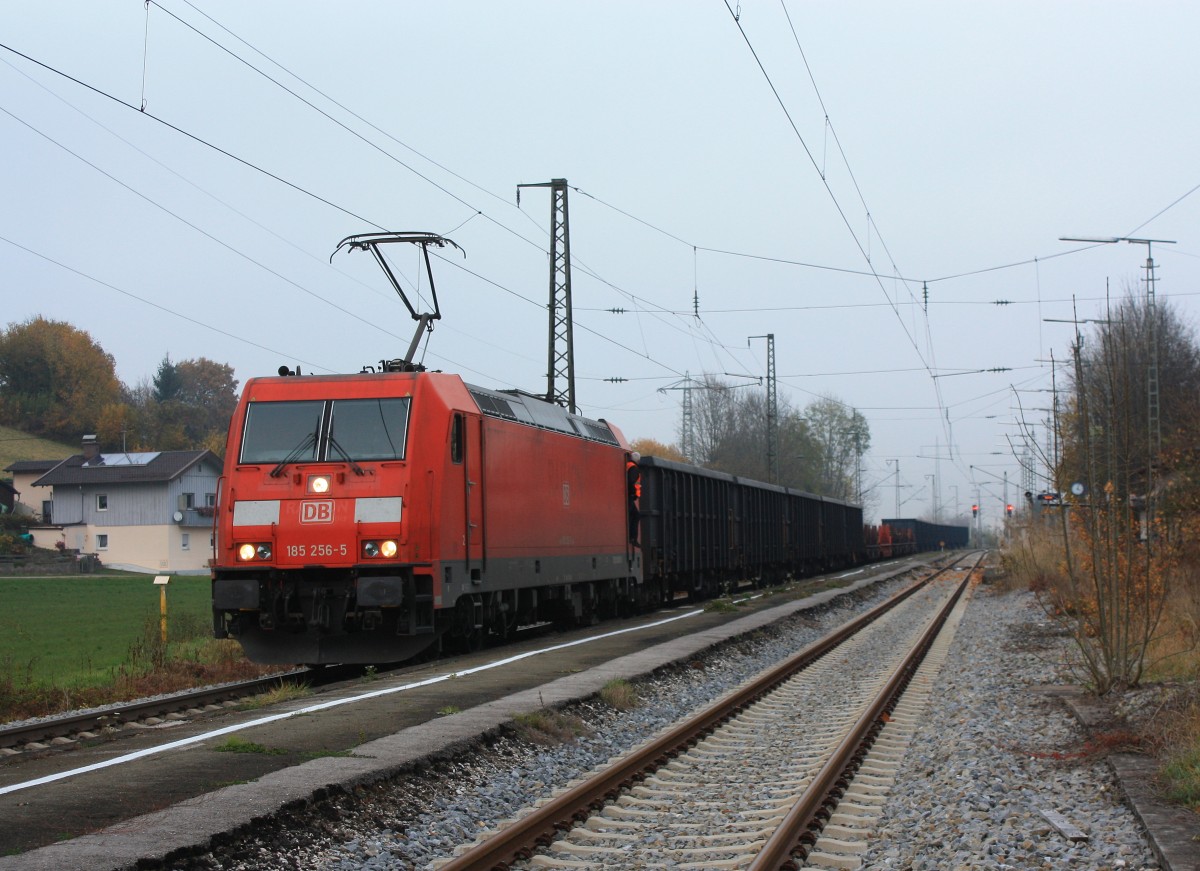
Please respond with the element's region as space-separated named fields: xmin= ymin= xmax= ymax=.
xmin=4 ymin=459 xmax=63 ymax=474
xmin=34 ymin=450 xmax=221 ymax=487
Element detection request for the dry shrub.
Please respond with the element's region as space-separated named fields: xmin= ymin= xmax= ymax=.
xmin=510 ymin=709 xmax=591 ymax=746
xmin=1 ymin=632 xmax=283 ymax=723
xmin=1143 ymin=562 xmax=1200 ymax=683
xmin=1000 ymin=523 xmax=1069 ymax=596
xmin=599 ymin=678 xmax=639 ymax=711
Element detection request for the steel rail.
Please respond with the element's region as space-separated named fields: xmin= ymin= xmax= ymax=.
xmin=0 ymin=669 xmax=310 ymax=751
xmin=750 ymin=551 xmax=984 ymax=870
xmin=436 ymin=556 xmax=969 ymax=871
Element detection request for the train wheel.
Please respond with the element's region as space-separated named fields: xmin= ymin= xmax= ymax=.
xmin=449 ymin=595 xmax=484 ymax=653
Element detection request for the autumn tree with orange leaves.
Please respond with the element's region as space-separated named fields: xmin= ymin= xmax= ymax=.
xmin=1042 ymin=293 xmax=1200 ymax=693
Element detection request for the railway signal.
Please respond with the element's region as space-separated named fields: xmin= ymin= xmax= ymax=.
xmin=971 ymin=504 xmax=978 ymax=517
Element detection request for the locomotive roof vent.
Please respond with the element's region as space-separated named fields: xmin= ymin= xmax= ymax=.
xmin=467 ymin=384 xmax=618 ymax=446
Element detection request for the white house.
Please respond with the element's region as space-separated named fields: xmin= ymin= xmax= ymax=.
xmin=4 ymin=459 xmax=63 ymax=521
xmin=30 ymin=436 xmax=223 ymax=574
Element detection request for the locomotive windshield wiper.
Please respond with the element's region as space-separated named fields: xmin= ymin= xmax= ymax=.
xmin=269 ymin=432 xmax=318 ymax=478
xmin=327 ymin=436 xmax=366 ymax=476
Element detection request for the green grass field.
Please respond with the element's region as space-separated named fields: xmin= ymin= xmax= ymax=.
xmin=0 ymin=574 xmax=214 ymax=688
xmin=0 ymin=424 xmax=74 ymax=473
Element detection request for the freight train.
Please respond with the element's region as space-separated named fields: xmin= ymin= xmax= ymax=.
xmin=210 ymin=367 xmax=967 ymax=664
xmin=209 ymin=231 xmax=966 ymax=664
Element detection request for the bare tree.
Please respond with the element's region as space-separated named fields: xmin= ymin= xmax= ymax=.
xmin=1043 ymin=293 xmax=1198 ymax=693
xmin=803 ymin=396 xmax=871 ymax=501
xmin=690 ymin=374 xmax=742 ymax=467
xmin=683 ymin=376 xmax=868 ymax=499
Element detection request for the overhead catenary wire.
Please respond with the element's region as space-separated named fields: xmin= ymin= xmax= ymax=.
xmin=0 ymin=232 xmax=331 ymax=373
xmin=721 ymin=0 xmax=959 ymax=474
xmin=0 ymin=34 xmax=701 ymax=386
xmin=152 ymin=1 xmax=734 ymax=369
xmin=0 ymin=101 xmax=417 ymax=348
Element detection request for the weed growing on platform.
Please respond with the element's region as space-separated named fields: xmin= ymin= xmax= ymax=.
xmin=215 ymin=736 xmax=287 ymax=755
xmin=599 ymin=678 xmax=639 ymax=711
xmin=511 ymin=709 xmax=591 ymax=746
xmin=238 ymin=682 xmax=312 ymax=710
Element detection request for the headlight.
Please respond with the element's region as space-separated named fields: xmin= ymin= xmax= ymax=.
xmin=308 ymin=475 xmax=332 ymax=494
xmin=362 ymin=540 xmax=398 ymax=559
xmin=238 ymin=543 xmax=272 ymax=561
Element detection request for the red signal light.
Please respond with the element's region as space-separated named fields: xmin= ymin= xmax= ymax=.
xmin=1006 ymin=504 xmax=1014 ymax=516
xmin=971 ymin=504 xmax=978 ymax=517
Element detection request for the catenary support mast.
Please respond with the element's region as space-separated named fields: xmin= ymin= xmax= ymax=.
xmin=518 ymin=179 xmax=576 ymax=413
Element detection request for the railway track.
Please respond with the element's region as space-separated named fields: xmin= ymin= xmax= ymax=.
xmin=0 ymin=669 xmax=314 ymax=756
xmin=433 ymin=553 xmax=983 ymax=871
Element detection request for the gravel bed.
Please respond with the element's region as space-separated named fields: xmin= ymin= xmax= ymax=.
xmin=857 ymin=585 xmax=1158 ymax=870
xmin=173 ymin=577 xmax=1160 ymax=871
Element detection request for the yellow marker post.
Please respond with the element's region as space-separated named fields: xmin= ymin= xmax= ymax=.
xmin=153 ymin=575 xmax=171 ymax=644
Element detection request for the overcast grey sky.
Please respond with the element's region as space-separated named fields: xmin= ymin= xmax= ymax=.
xmin=2 ymin=2 xmax=1198 ymax=525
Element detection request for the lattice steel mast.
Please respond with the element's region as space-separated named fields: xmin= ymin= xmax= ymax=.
xmin=518 ymin=179 xmax=576 ymax=413
xmin=658 ymin=374 xmax=698 ymax=461
xmin=750 ymin=334 xmax=777 ymax=483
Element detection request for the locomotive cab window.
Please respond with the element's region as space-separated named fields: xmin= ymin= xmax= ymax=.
xmin=241 ymin=397 xmax=411 ymax=466
xmin=240 ymin=401 xmax=324 ymax=464
xmin=327 ymin=398 xmax=410 ymax=461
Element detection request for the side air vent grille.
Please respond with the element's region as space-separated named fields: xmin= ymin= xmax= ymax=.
xmin=573 ymin=418 xmax=619 ymax=445
xmin=469 ymin=390 xmax=517 ymax=420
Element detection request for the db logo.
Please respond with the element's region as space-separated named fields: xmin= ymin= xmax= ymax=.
xmin=300 ymin=501 xmax=334 ymax=523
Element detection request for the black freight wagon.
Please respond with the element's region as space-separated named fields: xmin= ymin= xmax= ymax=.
xmin=881 ymin=518 xmax=969 ymax=552
xmin=638 ymin=456 xmax=865 ymax=597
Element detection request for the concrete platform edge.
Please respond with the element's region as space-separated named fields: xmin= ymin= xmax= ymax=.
xmin=1056 ymin=687 xmax=1200 ymax=871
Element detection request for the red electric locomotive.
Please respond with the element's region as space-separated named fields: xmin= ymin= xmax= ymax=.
xmin=211 ymin=232 xmax=643 ymax=663
xmin=211 ymin=370 xmax=643 ymax=664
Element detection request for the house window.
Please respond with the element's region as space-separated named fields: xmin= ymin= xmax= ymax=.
xmin=181 ymin=533 xmax=190 ymax=551
xmin=97 ymin=494 xmax=108 ymax=511
xmin=205 ymin=492 xmax=216 ymax=507
xmin=97 ymin=534 xmax=109 ymax=550
xmin=183 ymin=493 xmax=196 ymax=509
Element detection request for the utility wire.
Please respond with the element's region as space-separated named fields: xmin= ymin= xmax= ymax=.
xmin=0 ymin=39 xmax=386 ymax=230
xmin=0 ymin=35 xmax=700 ymax=383
xmin=151 ymin=2 xmax=740 ymax=371
xmin=0 ymin=101 xmax=415 ymax=346
xmin=0 ymin=233 xmax=330 ymax=372
xmin=0 ymin=53 xmax=399 ymax=308
xmin=722 ymin=0 xmax=952 ymax=463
